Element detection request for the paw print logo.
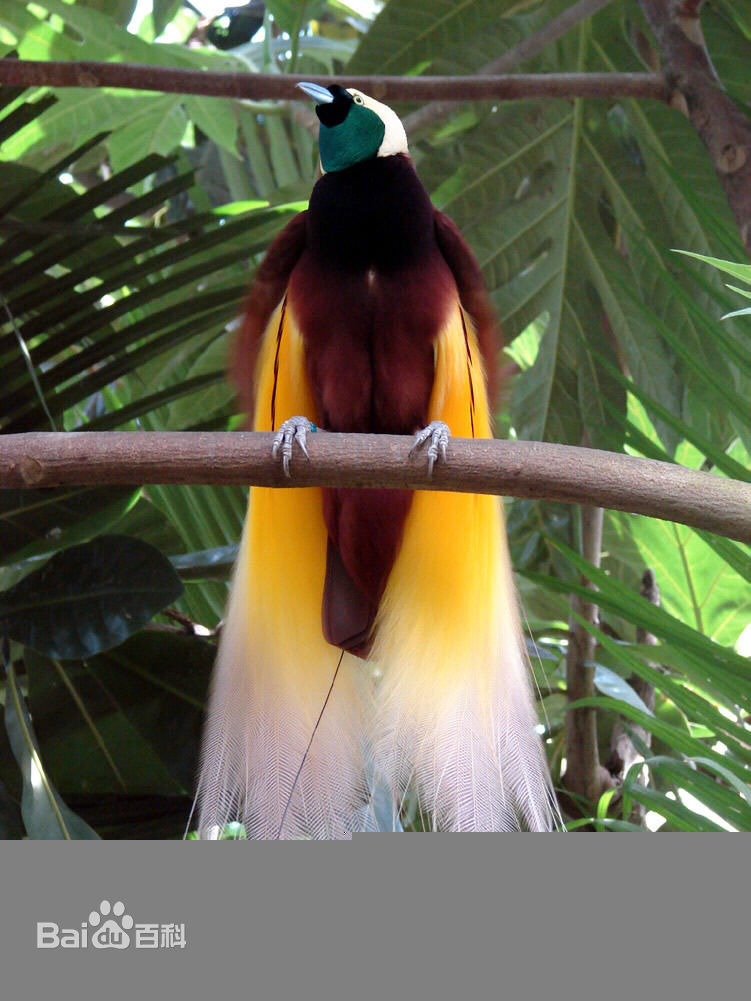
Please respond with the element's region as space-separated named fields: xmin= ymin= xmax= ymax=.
xmin=89 ymin=900 xmax=133 ymax=949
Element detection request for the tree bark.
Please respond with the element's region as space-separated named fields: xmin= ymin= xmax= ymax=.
xmin=640 ymin=0 xmax=751 ymax=253
xmin=606 ymin=569 xmax=661 ymax=825
xmin=0 ymin=432 xmax=748 ymax=542
xmin=564 ymin=506 xmax=614 ymax=808
xmin=0 ymin=60 xmax=669 ymax=104
xmin=404 ymin=0 xmax=618 ymax=134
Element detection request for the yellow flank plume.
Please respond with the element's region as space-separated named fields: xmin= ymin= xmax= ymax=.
xmin=247 ymin=300 xmax=331 ymax=696
xmin=373 ymin=304 xmax=511 ymax=699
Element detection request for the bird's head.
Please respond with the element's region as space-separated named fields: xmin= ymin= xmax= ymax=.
xmin=297 ymin=82 xmax=408 ymax=174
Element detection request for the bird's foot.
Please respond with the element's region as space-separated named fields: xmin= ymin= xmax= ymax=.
xmin=272 ymin=416 xmax=316 ymax=477
xmin=410 ymin=421 xmax=451 ymax=477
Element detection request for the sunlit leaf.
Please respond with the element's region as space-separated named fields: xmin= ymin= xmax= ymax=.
xmin=4 ymin=656 xmax=99 ymax=839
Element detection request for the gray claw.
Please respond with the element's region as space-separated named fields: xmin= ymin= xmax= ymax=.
xmin=410 ymin=420 xmax=450 ymax=477
xmin=272 ymin=416 xmax=314 ymax=477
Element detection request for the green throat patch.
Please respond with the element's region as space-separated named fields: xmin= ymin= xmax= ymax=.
xmin=318 ymin=107 xmax=386 ymax=173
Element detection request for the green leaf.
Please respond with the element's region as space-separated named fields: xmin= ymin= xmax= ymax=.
xmin=571 ymin=696 xmax=749 ymax=783
xmin=24 ymin=631 xmax=213 ymax=797
xmin=624 ymin=783 xmax=726 ymax=832
xmin=609 ymin=512 xmax=750 ymax=646
xmin=152 ymin=0 xmax=183 ymax=38
xmin=0 ymin=535 xmax=184 ymax=659
xmin=566 ymin=817 xmax=645 ymax=832
xmin=594 ymin=353 xmax=749 ymax=479
xmin=348 ymin=0 xmax=520 ymax=75
xmin=0 ymin=486 xmax=137 ymax=565
xmin=107 ymin=96 xmax=188 ymax=174
xmin=575 ymin=615 xmax=750 ymax=755
xmin=170 ymin=544 xmax=238 ymax=582
xmin=645 ymin=756 xmax=751 ymax=830
xmin=723 ymin=283 xmax=751 ymax=303
xmin=537 ymin=538 xmax=751 ymax=679
xmin=164 ymin=333 xmax=236 ymax=430
xmin=593 ymin=663 xmax=654 ymax=716
xmin=4 ymin=657 xmax=99 ymax=839
xmin=267 ymin=0 xmax=326 ymax=38
xmin=147 ymin=485 xmax=243 ymax=625
xmin=722 ymin=305 xmax=751 ymax=320
xmin=674 ymin=250 xmax=751 ymax=286
xmin=184 ymin=96 xmax=239 ymax=156
xmin=0 ymin=777 xmax=23 ymax=839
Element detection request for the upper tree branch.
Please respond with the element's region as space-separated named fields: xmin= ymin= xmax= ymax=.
xmin=404 ymin=0 xmax=617 ymax=133
xmin=640 ymin=0 xmax=751 ymax=253
xmin=0 ymin=432 xmax=748 ymax=543
xmin=0 ymin=60 xmax=669 ymax=104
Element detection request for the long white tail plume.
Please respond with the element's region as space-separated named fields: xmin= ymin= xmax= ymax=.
xmin=370 ymin=491 xmax=559 ymax=832
xmin=195 ymin=501 xmax=374 ymax=840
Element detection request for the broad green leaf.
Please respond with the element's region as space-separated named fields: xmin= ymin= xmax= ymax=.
xmin=113 ymin=493 xmax=186 ymax=556
xmin=594 ymin=355 xmax=749 ymax=480
xmin=107 ymin=96 xmax=188 ymax=174
xmin=608 ymin=513 xmax=750 ymax=647
xmin=0 ymin=535 xmax=184 ymax=658
xmin=348 ymin=0 xmax=525 ymax=75
xmin=184 ymin=96 xmax=239 ymax=157
xmin=0 ymin=486 xmax=137 ymax=566
xmin=152 ymin=0 xmax=183 ymax=38
xmin=703 ymin=8 xmax=751 ymax=104
xmin=164 ymin=331 xmax=235 ymax=430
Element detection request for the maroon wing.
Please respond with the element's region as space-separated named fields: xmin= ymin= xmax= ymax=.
xmin=433 ymin=209 xmax=501 ymax=411
xmin=231 ymin=211 xmax=308 ymax=420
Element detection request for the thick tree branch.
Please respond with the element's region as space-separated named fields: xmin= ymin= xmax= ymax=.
xmin=404 ymin=0 xmax=618 ymax=133
xmin=0 ymin=432 xmax=748 ymax=543
xmin=0 ymin=60 xmax=669 ymax=104
xmin=640 ymin=0 xmax=751 ymax=253
xmin=565 ymin=506 xmax=613 ymax=806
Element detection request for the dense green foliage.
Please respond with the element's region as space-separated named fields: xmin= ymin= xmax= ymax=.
xmin=0 ymin=0 xmax=748 ymax=837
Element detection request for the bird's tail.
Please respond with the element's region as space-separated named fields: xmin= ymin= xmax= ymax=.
xmin=195 ymin=488 xmax=374 ymax=840
xmin=370 ymin=489 xmax=558 ymax=831
xmin=367 ymin=304 xmax=558 ymax=831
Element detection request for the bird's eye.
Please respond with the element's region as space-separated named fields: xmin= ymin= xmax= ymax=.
xmin=352 ymin=94 xmax=364 ymax=105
